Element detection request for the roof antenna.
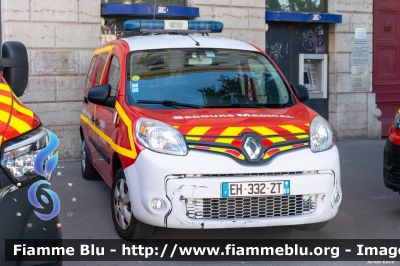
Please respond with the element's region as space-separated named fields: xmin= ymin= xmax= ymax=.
xmin=187 ymin=34 xmax=200 ymax=46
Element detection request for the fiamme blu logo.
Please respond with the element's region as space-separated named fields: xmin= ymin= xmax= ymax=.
xmin=28 ymin=130 xmax=60 ymax=221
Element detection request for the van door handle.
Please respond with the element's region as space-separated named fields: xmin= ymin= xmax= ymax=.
xmin=91 ymin=116 xmax=99 ymax=125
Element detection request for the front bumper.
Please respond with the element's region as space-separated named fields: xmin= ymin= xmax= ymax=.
xmin=125 ymin=146 xmax=342 ymax=229
xmin=383 ymin=139 xmax=400 ymax=192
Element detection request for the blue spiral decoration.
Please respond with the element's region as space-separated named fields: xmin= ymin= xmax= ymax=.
xmin=28 ymin=180 xmax=61 ymax=221
xmin=34 ymin=130 xmax=59 ymax=179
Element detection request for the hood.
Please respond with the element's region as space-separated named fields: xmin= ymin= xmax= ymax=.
xmin=129 ymin=104 xmax=318 ymax=163
xmin=130 ymin=103 xmax=316 ymax=137
xmin=0 ymin=84 xmax=40 ymax=147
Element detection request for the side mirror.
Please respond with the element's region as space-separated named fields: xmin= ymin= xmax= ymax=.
xmin=291 ymin=84 xmax=309 ymax=103
xmin=0 ymin=42 xmax=29 ymax=97
xmin=87 ymin=84 xmax=115 ymax=108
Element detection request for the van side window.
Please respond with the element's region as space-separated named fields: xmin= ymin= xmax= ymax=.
xmin=108 ymin=56 xmax=120 ymax=97
xmin=95 ymin=53 xmax=109 ymax=86
xmin=84 ymin=56 xmax=99 ymax=93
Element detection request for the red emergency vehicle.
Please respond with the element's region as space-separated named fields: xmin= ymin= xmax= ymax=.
xmin=80 ymin=20 xmax=342 ymax=239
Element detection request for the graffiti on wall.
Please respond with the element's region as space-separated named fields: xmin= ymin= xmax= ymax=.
xmin=302 ymin=30 xmax=325 ymax=53
xmin=270 ymin=42 xmax=289 ymax=63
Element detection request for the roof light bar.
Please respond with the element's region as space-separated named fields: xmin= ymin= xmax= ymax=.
xmin=123 ymin=20 xmax=224 ymax=33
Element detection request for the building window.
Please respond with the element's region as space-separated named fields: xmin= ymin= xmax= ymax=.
xmin=101 ymin=0 xmax=186 ymax=6
xmin=266 ymin=0 xmax=326 ymax=13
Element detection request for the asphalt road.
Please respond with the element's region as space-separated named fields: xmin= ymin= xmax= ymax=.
xmin=50 ymin=139 xmax=400 ymax=265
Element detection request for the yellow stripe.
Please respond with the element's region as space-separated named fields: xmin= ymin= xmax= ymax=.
xmin=305 ymin=123 xmax=310 ymax=126
xmin=115 ymin=102 xmax=137 ymax=159
xmin=13 ymin=101 xmax=34 ymax=118
xmin=220 ymin=127 xmax=245 ymax=136
xmin=279 ymin=145 xmax=293 ymax=152
xmin=279 ymin=125 xmax=306 ymax=134
xmin=215 ymin=138 xmax=235 ymax=144
xmin=249 ymin=126 xmax=278 ymax=136
xmin=0 ymin=84 xmax=10 ymax=92
xmin=267 ymin=137 xmax=286 ymax=143
xmin=94 ymin=45 xmax=114 ymax=55
xmin=174 ymin=126 xmax=179 ymax=128
xmin=0 ymin=110 xmax=11 ymax=123
xmin=0 ymin=95 xmax=12 ymax=105
xmin=9 ymin=115 xmax=32 ymax=133
xmin=264 ymin=154 xmax=270 ymax=159
xmin=187 ymin=127 xmax=211 ymax=136
xmin=296 ymin=134 xmax=309 ymax=139
xmin=238 ymin=154 xmax=245 ymax=160
xmin=209 ymin=147 xmax=227 ymax=153
xmin=81 ymin=114 xmax=137 ymax=159
xmin=186 ymin=137 xmax=201 ymax=141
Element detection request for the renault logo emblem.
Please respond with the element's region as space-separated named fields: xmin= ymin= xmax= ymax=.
xmin=244 ymin=137 xmax=262 ymax=160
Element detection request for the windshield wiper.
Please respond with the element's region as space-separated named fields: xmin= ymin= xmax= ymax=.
xmin=204 ymin=103 xmax=263 ymax=108
xmin=136 ymin=100 xmax=202 ymax=109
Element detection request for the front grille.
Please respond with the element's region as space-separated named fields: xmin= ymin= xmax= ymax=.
xmin=186 ymin=194 xmax=318 ymax=220
xmin=387 ymin=168 xmax=400 ymax=183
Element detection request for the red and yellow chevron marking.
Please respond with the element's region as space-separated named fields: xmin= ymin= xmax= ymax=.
xmin=185 ymin=136 xmax=243 ymax=147
xmin=0 ymin=83 xmax=37 ymax=146
xmin=262 ymin=134 xmax=309 ymax=148
xmin=263 ymin=143 xmax=309 ymax=159
xmin=178 ymin=124 xmax=309 ymax=138
xmin=189 ymin=145 xmax=245 ymax=160
xmin=182 ymin=125 xmax=309 ymax=152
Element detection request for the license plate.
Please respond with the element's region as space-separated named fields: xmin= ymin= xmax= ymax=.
xmin=221 ymin=181 xmax=290 ymax=197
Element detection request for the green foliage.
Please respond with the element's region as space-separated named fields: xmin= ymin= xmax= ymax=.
xmin=266 ymin=0 xmax=322 ymax=13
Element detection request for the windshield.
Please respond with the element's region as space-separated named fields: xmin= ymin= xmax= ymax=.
xmin=126 ymin=48 xmax=293 ymax=109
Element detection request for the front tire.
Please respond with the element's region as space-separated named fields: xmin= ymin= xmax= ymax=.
xmin=292 ymin=221 xmax=329 ymax=231
xmin=111 ymin=168 xmax=154 ymax=239
xmin=81 ymin=139 xmax=100 ymax=180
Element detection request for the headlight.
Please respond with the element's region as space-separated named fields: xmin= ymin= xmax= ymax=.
xmin=135 ymin=118 xmax=188 ymax=156
xmin=309 ymin=116 xmax=333 ymax=153
xmin=394 ymin=109 xmax=400 ymax=130
xmin=1 ymin=127 xmax=49 ymax=184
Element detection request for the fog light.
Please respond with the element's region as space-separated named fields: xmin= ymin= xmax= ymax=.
xmin=334 ymin=192 xmax=340 ymax=203
xmin=151 ymin=199 xmax=165 ymax=210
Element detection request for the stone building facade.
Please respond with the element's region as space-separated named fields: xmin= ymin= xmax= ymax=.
xmin=1 ymin=0 xmax=379 ymax=159
xmin=1 ymin=0 xmax=101 ymax=159
xmin=327 ymin=0 xmax=380 ymax=140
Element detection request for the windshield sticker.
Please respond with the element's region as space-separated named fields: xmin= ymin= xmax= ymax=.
xmin=173 ymin=114 xmax=295 ymax=120
xmin=132 ymin=75 xmax=140 ymax=81
xmin=131 ymin=83 xmax=139 ymax=93
xmin=191 ymin=52 xmax=197 ymax=58
xmin=205 ymin=51 xmax=215 ymax=57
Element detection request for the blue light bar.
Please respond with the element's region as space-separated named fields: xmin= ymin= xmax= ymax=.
xmin=124 ymin=20 xmax=224 ymax=33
